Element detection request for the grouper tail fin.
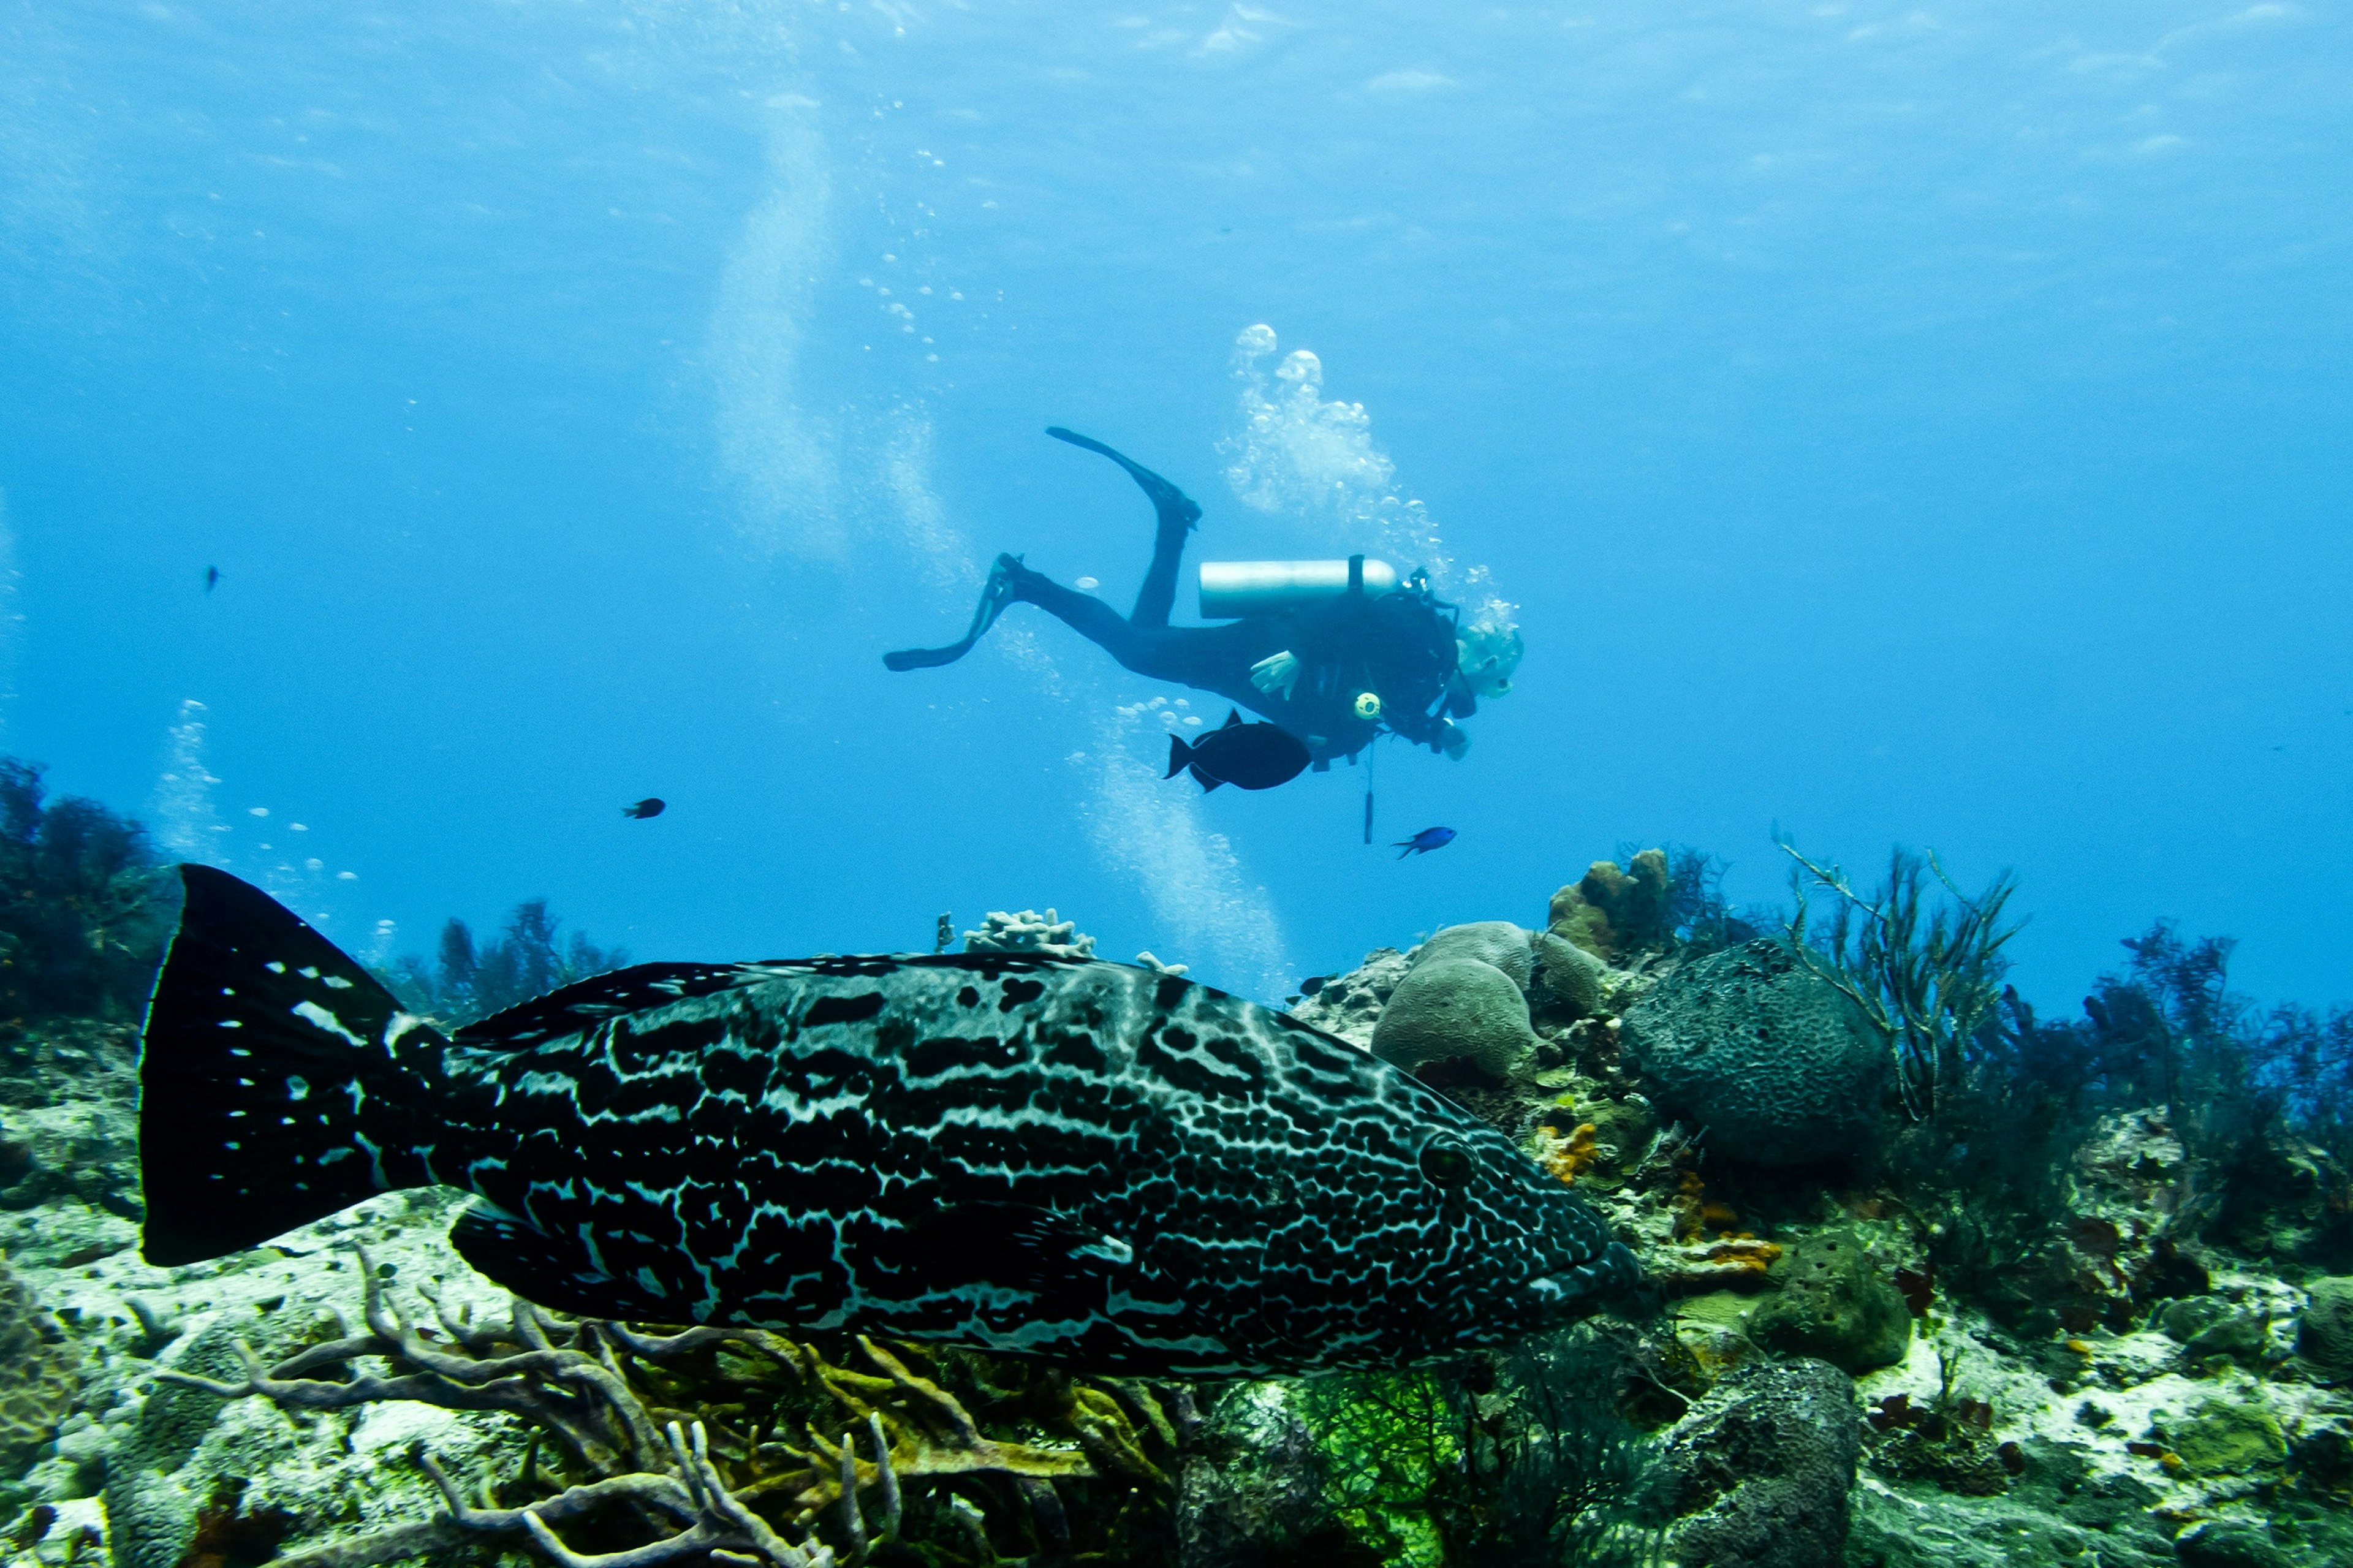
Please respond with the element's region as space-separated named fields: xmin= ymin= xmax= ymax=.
xmin=139 ymin=865 xmax=450 ymax=1267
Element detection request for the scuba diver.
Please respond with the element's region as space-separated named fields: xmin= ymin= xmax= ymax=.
xmin=884 ymin=428 xmax=1521 ymax=770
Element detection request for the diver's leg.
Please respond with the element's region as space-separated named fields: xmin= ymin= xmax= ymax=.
xmin=882 ymin=554 xmax=1026 ymax=672
xmin=1017 ymin=572 xmax=1273 ymax=708
xmin=1000 ymin=556 xmax=1151 ymax=657
xmin=1045 ymin=427 xmax=1200 ymax=628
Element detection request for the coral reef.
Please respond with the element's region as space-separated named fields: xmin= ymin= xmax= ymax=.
xmin=1538 ymin=1123 xmax=1602 ymax=1186
xmin=3 ymin=800 xmax=2353 ymax=1568
xmin=1295 ymin=1327 xmax=1658 ymax=1567
xmin=958 ymin=908 xmax=1096 ymax=960
xmin=1621 ymin=939 xmax=1885 ymax=1167
xmin=1408 ymin=922 xmax=1533 ymax=987
xmin=1777 ymin=840 xmax=2020 ymax=1121
xmin=1864 ymin=1387 xmax=2018 ymax=1496
xmin=0 ymin=1018 xmax=139 ymax=1231
xmin=1174 ymin=1384 xmax=1331 ymax=1568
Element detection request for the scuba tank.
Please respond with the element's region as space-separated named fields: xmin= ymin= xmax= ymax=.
xmin=1197 ymin=556 xmax=1400 ymax=619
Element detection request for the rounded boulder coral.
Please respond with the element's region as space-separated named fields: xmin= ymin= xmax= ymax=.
xmin=1621 ymin=939 xmax=1885 ymax=1167
xmin=1410 ymin=921 xmax=1533 ymax=988
xmin=1369 ymin=955 xmax=1539 ymax=1080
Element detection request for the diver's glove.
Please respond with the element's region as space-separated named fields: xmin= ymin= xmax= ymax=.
xmin=1439 ymin=722 xmax=1472 ymax=761
xmin=1249 ymin=650 xmax=1302 ymax=699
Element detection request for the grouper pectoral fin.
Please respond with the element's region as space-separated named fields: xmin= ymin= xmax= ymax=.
xmin=909 ymin=1202 xmax=1164 ymax=1319
xmin=450 ymin=1204 xmax=687 ymax=1323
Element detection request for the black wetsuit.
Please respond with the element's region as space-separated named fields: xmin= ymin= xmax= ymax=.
xmin=885 ymin=430 xmax=1472 ymax=766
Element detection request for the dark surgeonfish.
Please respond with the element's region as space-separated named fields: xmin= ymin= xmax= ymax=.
xmin=622 ymin=797 xmax=666 ymax=819
xmin=1395 ymin=825 xmax=1457 ymax=858
xmin=140 ymin=866 xmax=1636 ymax=1376
xmin=1164 ymin=709 xmax=1311 ymax=793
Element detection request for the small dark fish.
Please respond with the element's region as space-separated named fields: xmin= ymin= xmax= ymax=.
xmin=1395 ymin=825 xmax=1457 ymax=858
xmin=622 ymin=797 xmax=666 ymax=819
xmin=1165 ymin=710 xmax=1309 ymax=793
xmin=204 ymin=566 xmax=221 ymax=594
xmin=136 ymin=866 xmax=1635 ymax=1376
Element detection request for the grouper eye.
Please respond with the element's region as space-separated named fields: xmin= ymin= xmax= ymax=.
xmin=1418 ymin=1132 xmax=1476 ymax=1189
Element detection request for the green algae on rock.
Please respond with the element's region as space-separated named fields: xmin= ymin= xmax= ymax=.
xmin=1749 ymin=1230 xmax=1913 ymax=1375
xmin=2156 ymin=1295 xmax=2272 ymax=1367
xmin=2167 ymin=1396 xmax=2287 ymax=1475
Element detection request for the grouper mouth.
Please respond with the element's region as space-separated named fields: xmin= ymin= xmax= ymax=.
xmin=1512 ymin=1243 xmax=1642 ymax=1324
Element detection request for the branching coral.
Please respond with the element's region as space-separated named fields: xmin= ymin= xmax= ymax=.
xmin=1776 ymin=838 xmax=2022 ymax=1121
xmin=961 ymin=909 xmax=1096 ymax=961
xmin=156 ymin=1252 xmax=1178 ymax=1568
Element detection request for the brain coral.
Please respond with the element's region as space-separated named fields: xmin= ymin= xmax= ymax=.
xmin=0 ymin=1256 xmax=81 ymax=1479
xmin=1621 ymin=939 xmax=1886 ymax=1167
xmin=1370 ymin=955 xmax=1539 ymax=1080
xmin=1410 ymin=922 xmax=1533 ymax=988
xmin=1529 ymin=931 xmax=1611 ymax=1020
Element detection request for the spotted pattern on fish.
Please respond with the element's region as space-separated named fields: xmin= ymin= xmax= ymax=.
xmin=140 ymin=866 xmax=1637 ymax=1375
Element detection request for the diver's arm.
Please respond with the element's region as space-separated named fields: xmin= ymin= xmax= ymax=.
xmin=1377 ymin=697 xmax=1471 ymax=759
xmin=1382 ymin=700 xmax=1447 ymax=751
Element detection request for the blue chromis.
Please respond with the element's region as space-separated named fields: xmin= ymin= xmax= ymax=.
xmin=138 ymin=865 xmax=1635 ymax=1376
xmin=1395 ymin=825 xmax=1457 ymax=858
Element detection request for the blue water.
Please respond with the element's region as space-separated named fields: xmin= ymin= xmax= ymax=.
xmin=4 ymin=2 xmax=2347 ymax=1008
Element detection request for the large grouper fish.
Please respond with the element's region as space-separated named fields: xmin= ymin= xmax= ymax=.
xmin=139 ymin=866 xmax=1637 ymax=1375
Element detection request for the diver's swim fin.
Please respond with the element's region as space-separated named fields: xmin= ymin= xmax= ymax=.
xmin=1046 ymin=428 xmax=1202 ymax=533
xmin=883 ymin=554 xmax=1025 ymax=672
xmin=884 ymin=642 xmax=974 ymax=672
